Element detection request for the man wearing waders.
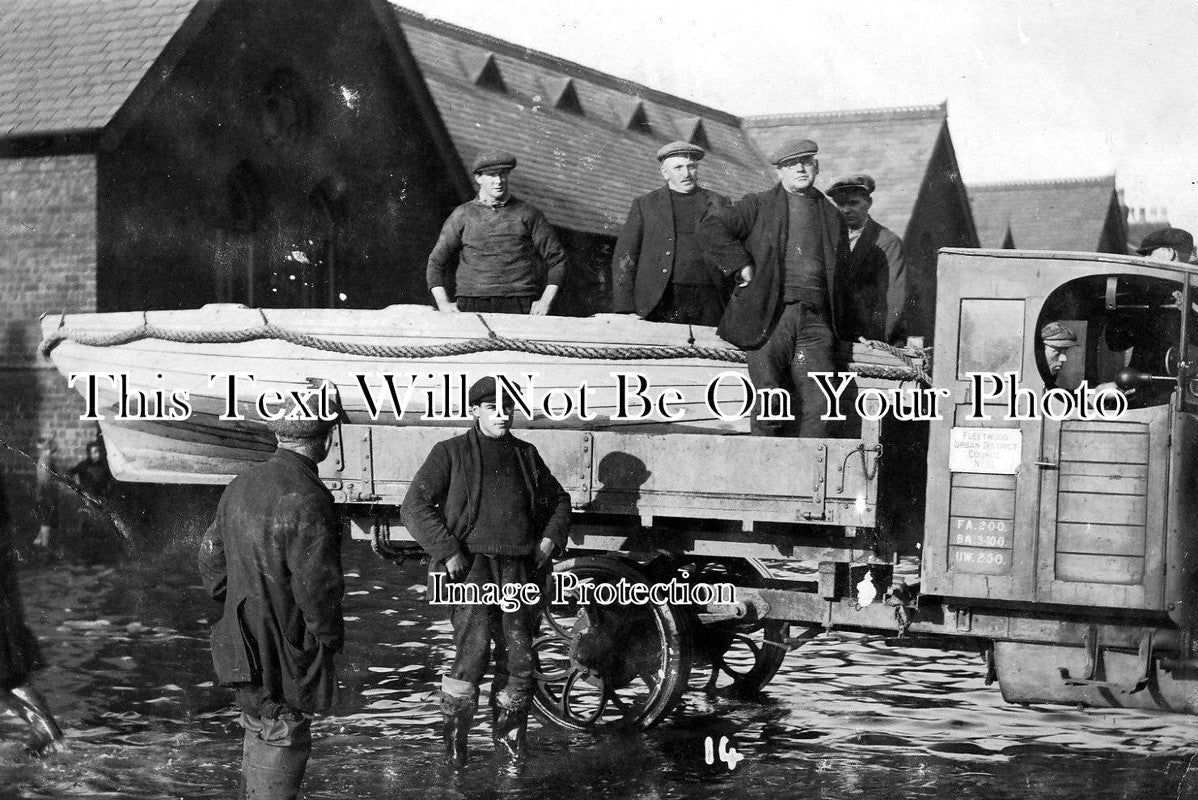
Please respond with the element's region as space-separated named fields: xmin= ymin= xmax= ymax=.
xmin=402 ymin=376 xmax=571 ymax=774
xmin=199 ymin=384 xmax=344 ymax=799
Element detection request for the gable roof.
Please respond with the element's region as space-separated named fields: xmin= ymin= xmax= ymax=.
xmin=390 ymin=6 xmax=774 ymax=236
xmin=741 ymin=104 xmax=951 ymax=237
xmin=968 ymin=175 xmax=1122 ymax=251
xmin=0 ymin=0 xmax=205 ymax=138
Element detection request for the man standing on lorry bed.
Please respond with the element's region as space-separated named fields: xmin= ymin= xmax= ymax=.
xmin=611 ymin=141 xmax=731 ymax=325
xmin=825 ymin=174 xmax=909 ymax=344
xmin=402 ymin=376 xmax=571 ymax=774
xmin=426 ymin=150 xmax=570 ymax=316
xmin=700 ymin=137 xmax=851 ymax=437
xmin=198 ymin=384 xmax=344 ymax=800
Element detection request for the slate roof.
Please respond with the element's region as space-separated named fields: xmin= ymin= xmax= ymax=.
xmin=741 ymin=104 xmax=952 ymax=238
xmin=0 ymin=0 xmax=957 ymax=243
xmin=0 ymin=0 xmax=199 ymax=137
xmin=390 ymin=6 xmax=774 ymax=236
xmin=968 ymin=176 xmax=1122 ymax=252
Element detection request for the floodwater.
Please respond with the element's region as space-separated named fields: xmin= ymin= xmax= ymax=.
xmin=4 ymin=538 xmax=1198 ymax=800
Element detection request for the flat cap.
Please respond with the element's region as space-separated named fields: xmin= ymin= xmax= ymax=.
xmin=826 ymin=174 xmax=876 ymax=197
xmin=1136 ymin=227 xmax=1194 ymax=256
xmin=1040 ymin=321 xmax=1078 ymax=345
xmin=263 ymin=379 xmax=343 ymax=439
xmin=468 ymin=376 xmax=498 ymax=407
xmin=656 ymin=141 xmax=705 ymax=162
xmin=470 ymin=150 xmax=518 ymax=174
xmin=768 ymin=138 xmax=818 ymax=166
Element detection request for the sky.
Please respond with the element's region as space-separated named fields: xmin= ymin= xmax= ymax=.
xmin=396 ymin=0 xmax=1198 ymax=237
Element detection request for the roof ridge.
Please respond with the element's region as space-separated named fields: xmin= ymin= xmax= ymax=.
xmin=969 ymin=175 xmax=1117 ymax=190
xmin=740 ymin=102 xmax=946 ymax=127
xmin=391 ymin=3 xmax=743 ymax=126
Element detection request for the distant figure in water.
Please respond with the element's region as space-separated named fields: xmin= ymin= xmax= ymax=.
xmin=198 ymin=384 xmax=344 ymax=800
xmin=0 ymin=469 xmax=66 ymax=754
xmin=67 ymin=439 xmax=123 ymax=563
xmin=32 ymin=439 xmax=57 ymax=551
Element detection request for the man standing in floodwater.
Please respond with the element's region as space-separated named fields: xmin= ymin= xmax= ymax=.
xmin=198 ymin=386 xmax=344 ymax=799
xmin=402 ymin=376 xmax=571 ymax=774
xmin=0 ymin=469 xmax=66 ymax=753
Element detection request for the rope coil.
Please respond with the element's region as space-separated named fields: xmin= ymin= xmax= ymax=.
xmin=40 ymin=322 xmax=933 ymax=384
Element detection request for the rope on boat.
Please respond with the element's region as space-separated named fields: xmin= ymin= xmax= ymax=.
xmin=855 ymin=339 xmax=934 ymax=386
xmin=40 ymin=322 xmax=749 ymax=363
xmin=39 ymin=322 xmax=933 ymax=384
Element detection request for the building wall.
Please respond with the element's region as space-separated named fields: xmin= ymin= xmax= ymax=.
xmin=902 ymin=128 xmax=979 ymax=345
xmin=98 ymin=0 xmax=462 ymax=313
xmin=0 ymin=153 xmax=98 ymax=536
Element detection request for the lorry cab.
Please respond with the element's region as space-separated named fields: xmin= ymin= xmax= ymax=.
xmin=922 ymin=248 xmax=1198 ymax=709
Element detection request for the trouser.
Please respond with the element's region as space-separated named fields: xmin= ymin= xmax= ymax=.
xmin=646 ymin=283 xmax=725 ymax=327
xmin=440 ymin=554 xmax=540 ymax=713
xmin=457 ymin=296 xmax=535 ymax=315
xmin=746 ymin=301 xmax=836 ymax=438
xmin=236 ymin=690 xmax=312 ymax=800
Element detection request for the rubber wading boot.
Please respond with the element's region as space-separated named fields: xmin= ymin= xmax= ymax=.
xmin=442 ymin=702 xmax=474 ymax=769
xmin=10 ymin=686 xmax=65 ymax=755
xmin=240 ymin=731 xmax=309 ymax=800
xmin=491 ymin=705 xmax=529 ymax=775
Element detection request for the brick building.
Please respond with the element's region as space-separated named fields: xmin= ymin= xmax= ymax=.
xmin=1 ymin=1 xmax=978 ymax=533
xmin=968 ymin=175 xmax=1129 ymax=254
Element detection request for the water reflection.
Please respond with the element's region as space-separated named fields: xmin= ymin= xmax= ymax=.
xmin=4 ymin=541 xmax=1198 ymax=799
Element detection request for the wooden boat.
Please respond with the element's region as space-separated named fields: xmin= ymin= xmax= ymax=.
xmin=39 ymin=304 xmax=925 ymax=485
xmin=39 ymin=304 xmax=752 ymax=483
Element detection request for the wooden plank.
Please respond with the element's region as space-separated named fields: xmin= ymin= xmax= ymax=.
xmin=948 ymin=545 xmax=1012 ymax=575
xmin=951 ymin=472 xmax=1017 ymax=490
xmin=1056 ymin=523 xmax=1147 ymax=557
xmin=1055 ymin=553 xmax=1144 ymax=585
xmin=1059 ymin=429 xmax=1149 ymax=464
xmin=953 ymin=405 xmax=1021 ymax=427
xmin=1061 ymin=419 xmax=1153 ymax=435
xmin=949 ymin=485 xmax=1015 ymax=518
xmin=1057 ymin=492 xmax=1146 ymax=526
xmin=948 ymin=517 xmax=1014 ymax=549
xmin=1058 ymin=462 xmax=1148 ymax=496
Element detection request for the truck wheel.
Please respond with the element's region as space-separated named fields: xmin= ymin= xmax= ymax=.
xmin=531 ymin=555 xmax=692 ymax=730
xmin=658 ymin=557 xmax=793 ymax=696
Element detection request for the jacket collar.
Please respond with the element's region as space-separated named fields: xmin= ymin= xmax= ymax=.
xmin=273 ymin=446 xmax=320 ymax=477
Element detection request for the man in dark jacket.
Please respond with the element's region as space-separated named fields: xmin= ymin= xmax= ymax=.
xmin=826 ymin=174 xmax=909 ymax=344
xmin=198 ymin=384 xmax=343 ymax=800
xmin=700 ymin=137 xmax=851 ymax=437
xmin=401 ymin=376 xmax=571 ymax=773
xmin=0 ymin=470 xmax=65 ymax=754
xmin=611 ymin=141 xmax=730 ymax=324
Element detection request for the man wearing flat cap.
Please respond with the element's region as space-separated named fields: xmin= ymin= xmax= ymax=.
xmin=1040 ymin=321 xmax=1078 ymax=386
xmin=826 ymin=174 xmax=910 ymax=344
xmin=198 ymin=380 xmax=345 ymax=799
xmin=402 ymin=376 xmax=571 ymax=773
xmin=426 ymin=150 xmax=570 ymax=315
xmin=1136 ymin=228 xmax=1196 ymax=264
xmin=611 ymin=142 xmax=731 ymax=324
xmin=700 ymin=138 xmax=851 ymax=437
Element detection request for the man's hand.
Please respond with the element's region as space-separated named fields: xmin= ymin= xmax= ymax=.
xmin=737 ymin=265 xmax=753 ymax=288
xmin=535 ymin=537 xmax=556 ymax=568
xmin=530 ymin=298 xmax=552 ymax=316
xmin=431 ymin=286 xmax=459 ymax=313
xmin=445 ymin=552 xmax=470 ymax=580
